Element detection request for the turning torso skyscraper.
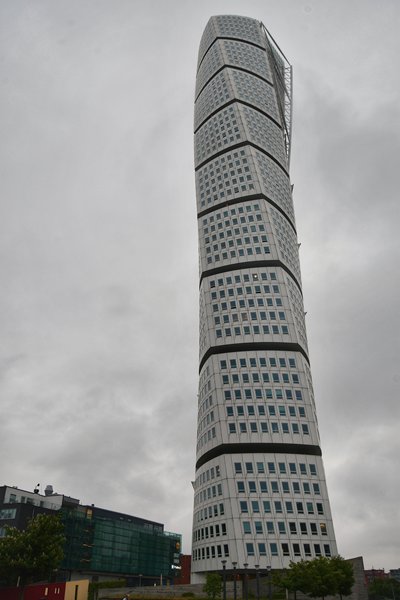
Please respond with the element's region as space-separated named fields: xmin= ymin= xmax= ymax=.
xmin=191 ymin=15 xmax=337 ymax=581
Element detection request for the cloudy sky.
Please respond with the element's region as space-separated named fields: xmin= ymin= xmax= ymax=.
xmin=1 ymin=0 xmax=399 ymax=569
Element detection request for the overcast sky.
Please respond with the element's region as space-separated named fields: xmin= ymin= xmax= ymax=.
xmin=1 ymin=0 xmax=399 ymax=569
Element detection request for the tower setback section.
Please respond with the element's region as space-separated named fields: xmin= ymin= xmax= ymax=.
xmin=191 ymin=14 xmax=337 ymax=583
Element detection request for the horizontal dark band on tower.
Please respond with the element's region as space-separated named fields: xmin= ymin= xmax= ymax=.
xmin=200 ymin=259 xmax=302 ymax=295
xmin=199 ymin=341 xmax=309 ymax=374
xmin=194 ymin=96 xmax=281 ymax=135
xmin=197 ymin=193 xmax=297 ymax=236
xmin=197 ymin=35 xmax=267 ymax=73
xmin=196 ymin=442 xmax=322 ymax=470
xmin=195 ymin=63 xmax=274 ymax=102
xmin=195 ymin=140 xmax=289 ymax=178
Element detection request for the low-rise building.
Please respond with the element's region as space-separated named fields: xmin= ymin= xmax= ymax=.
xmin=0 ymin=484 xmax=181 ymax=584
xmin=389 ymin=569 xmax=400 ymax=582
xmin=364 ymin=568 xmax=387 ymax=585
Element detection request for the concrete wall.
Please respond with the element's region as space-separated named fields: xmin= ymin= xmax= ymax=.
xmin=65 ymin=581 xmax=89 ymax=600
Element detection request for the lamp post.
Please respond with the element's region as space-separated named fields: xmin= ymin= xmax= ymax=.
xmin=266 ymin=565 xmax=272 ymax=600
xmin=222 ymin=560 xmax=227 ymax=600
xmin=243 ymin=563 xmax=248 ymax=600
xmin=255 ymin=565 xmax=260 ymax=600
xmin=232 ymin=562 xmax=237 ymax=600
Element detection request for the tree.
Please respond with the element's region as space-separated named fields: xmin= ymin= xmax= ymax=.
xmin=203 ymin=573 xmax=222 ymax=600
xmin=0 ymin=513 xmax=65 ymax=590
xmin=276 ymin=556 xmax=354 ymax=600
xmin=276 ymin=560 xmax=313 ymax=599
xmin=330 ymin=556 xmax=355 ymax=600
xmin=369 ymin=579 xmax=400 ymax=600
xmin=305 ymin=557 xmax=338 ymax=600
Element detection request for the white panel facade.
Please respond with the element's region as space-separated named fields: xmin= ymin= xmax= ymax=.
xmin=192 ymin=14 xmax=337 ymax=583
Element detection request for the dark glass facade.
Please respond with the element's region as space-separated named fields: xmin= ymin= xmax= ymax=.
xmin=0 ymin=486 xmax=181 ymax=582
xmin=62 ymin=506 xmax=181 ymax=580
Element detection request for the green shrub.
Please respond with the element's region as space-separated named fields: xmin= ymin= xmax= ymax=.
xmin=203 ymin=573 xmax=222 ymax=600
xmin=88 ymin=580 xmax=126 ymax=600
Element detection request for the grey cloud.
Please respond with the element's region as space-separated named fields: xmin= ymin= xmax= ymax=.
xmin=1 ymin=0 xmax=399 ymax=566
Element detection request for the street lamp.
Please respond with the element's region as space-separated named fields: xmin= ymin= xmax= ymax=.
xmin=266 ymin=565 xmax=272 ymax=600
xmin=222 ymin=560 xmax=227 ymax=600
xmin=255 ymin=565 xmax=260 ymax=600
xmin=232 ymin=562 xmax=237 ymax=600
xmin=243 ymin=563 xmax=248 ymax=600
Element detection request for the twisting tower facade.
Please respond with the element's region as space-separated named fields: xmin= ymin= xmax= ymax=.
xmin=191 ymin=15 xmax=337 ymax=582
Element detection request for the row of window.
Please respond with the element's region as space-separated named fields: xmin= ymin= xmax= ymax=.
xmin=227 ymin=404 xmax=305 ymax=417
xmin=222 ymin=372 xmax=300 ymax=383
xmin=193 ymin=543 xmax=229 ymax=560
xmin=234 ymin=461 xmax=317 ymax=476
xmin=203 ymin=224 xmax=297 ymax=266
xmin=198 ymin=393 xmax=213 ymax=418
xmin=224 ymin=389 xmax=303 ymax=401
xmin=194 ymin=503 xmax=225 ymax=523
xmin=242 ymin=520 xmax=327 ymax=536
xmin=195 ymin=479 xmax=321 ymax=506
xmin=210 ymin=298 xmax=283 ymax=313
xmin=195 ymin=460 xmax=317 ymax=489
xmin=197 ymin=409 xmax=214 ymax=434
xmin=199 ymin=391 xmax=311 ymax=423
xmin=208 ymin=271 xmax=277 ymax=285
xmin=215 ymin=309 xmax=287 ymax=321
xmin=197 ymin=416 xmax=311 ymax=445
xmin=210 ymin=297 xmax=284 ymax=314
xmin=220 ymin=356 xmax=296 ymax=369
xmin=204 ymin=214 xmax=265 ymax=241
xmin=195 ymin=460 xmax=319 ymax=492
xmin=193 ymin=523 xmax=227 ymax=541
xmin=195 ymin=476 xmax=316 ymax=504
xmin=202 ymin=201 xmax=261 ymax=225
xmin=194 ymin=519 xmax=327 ymax=543
xmin=227 ymin=421 xmax=310 ymax=435
xmin=214 ymin=299 xmax=285 ymax=314
xmin=211 ymin=283 xmax=280 ymax=298
xmin=192 ymin=542 xmax=332 ymax=561
xmin=216 ymin=324 xmax=290 ymax=336
xmin=197 ymin=426 xmax=216 ymax=450
xmin=205 ymin=232 xmax=270 ymax=256
xmin=203 ymin=210 xmax=262 ymax=236
xmin=196 ymin=483 xmax=223 ymax=503
xmin=248 ymin=499 xmax=322 ymax=516
xmin=236 ymin=480 xmax=320 ymax=495
xmin=239 ymin=500 xmax=323 ymax=516
xmin=206 ymin=245 xmax=272 ymax=264
xmin=197 ymin=465 xmax=221 ymax=486
xmin=194 ymin=498 xmax=324 ymax=522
